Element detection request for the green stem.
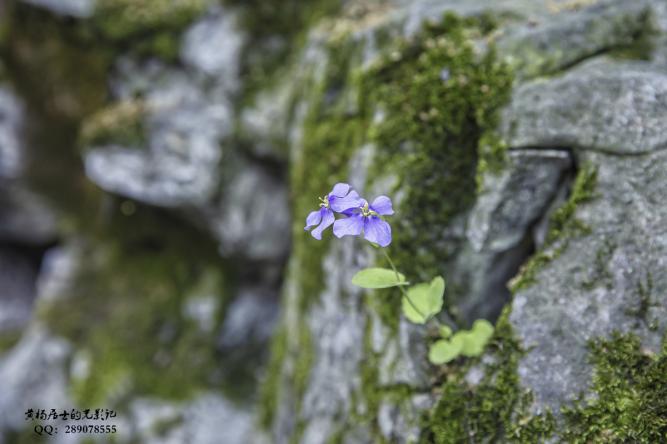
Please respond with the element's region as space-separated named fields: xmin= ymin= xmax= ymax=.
xmin=381 ymin=248 xmax=431 ymax=323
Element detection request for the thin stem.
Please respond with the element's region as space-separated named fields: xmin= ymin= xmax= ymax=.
xmin=381 ymin=249 xmax=430 ymax=322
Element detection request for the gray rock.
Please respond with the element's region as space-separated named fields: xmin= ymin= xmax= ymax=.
xmin=206 ymin=163 xmax=290 ymax=260
xmin=496 ymin=0 xmax=652 ymax=78
xmin=218 ymin=286 xmax=279 ymax=349
xmin=510 ymin=148 xmax=667 ymax=413
xmin=21 ymin=0 xmax=96 ymax=18
xmin=469 ymin=149 xmax=572 ymax=253
xmin=0 ymin=184 xmax=58 ymax=245
xmin=239 ymin=80 xmax=293 ymax=161
xmin=298 ymin=240 xmax=370 ymax=444
xmin=0 ymin=327 xmax=71 ymax=432
xmin=0 ymin=87 xmax=25 ymax=180
xmin=501 ymin=59 xmax=667 ymax=154
xmin=180 ymin=5 xmax=244 ymax=89
xmin=126 ymin=395 xmax=255 ymax=444
xmin=0 ymin=246 xmax=39 ymax=333
xmin=84 ymin=63 xmax=231 ymax=207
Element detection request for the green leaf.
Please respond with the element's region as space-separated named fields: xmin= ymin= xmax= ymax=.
xmin=454 ymin=331 xmax=481 ymax=357
xmin=428 ymin=335 xmax=464 ymax=365
xmin=351 ymin=268 xmax=407 ymax=289
xmin=456 ymin=320 xmax=494 ymax=357
xmin=472 ymin=319 xmax=494 ymax=341
xmin=439 ymin=325 xmax=453 ymax=339
xmin=401 ymin=276 xmax=446 ymax=324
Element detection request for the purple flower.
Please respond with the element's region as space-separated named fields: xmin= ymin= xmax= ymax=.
xmin=304 ymin=183 xmax=363 ymax=240
xmin=333 ymin=195 xmax=394 ymax=247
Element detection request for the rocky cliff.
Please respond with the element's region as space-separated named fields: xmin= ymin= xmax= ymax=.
xmin=0 ymin=0 xmax=666 ymax=443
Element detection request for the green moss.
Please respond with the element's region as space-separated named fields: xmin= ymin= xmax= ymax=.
xmin=0 ymin=330 xmax=22 ymax=355
xmin=92 ymin=0 xmax=206 ymax=40
xmin=79 ymin=99 xmax=147 ymax=148
xmin=83 ymin=0 xmax=209 ymax=60
xmin=258 ymin=326 xmax=288 ymax=429
xmin=424 ymin=307 xmax=555 ymax=443
xmin=292 ymin=38 xmax=368 ymax=312
xmin=362 ymin=13 xmax=513 ymax=315
xmin=607 ymin=9 xmax=656 ymax=61
xmin=222 ymin=0 xmax=342 ymax=101
xmin=625 ymin=272 xmax=657 ymax=324
xmin=581 ymin=239 xmax=615 ymax=290
xmin=265 ymin=12 xmax=515 ymax=439
xmin=562 ymin=332 xmax=667 ymax=443
xmin=37 ymin=201 xmax=247 ymax=406
xmin=510 ymin=163 xmax=598 ymax=292
xmin=290 ymin=325 xmax=315 ymax=443
xmin=3 ymin=428 xmax=49 ymax=444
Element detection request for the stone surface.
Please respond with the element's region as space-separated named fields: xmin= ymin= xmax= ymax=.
xmin=180 ymin=5 xmax=244 ymax=88
xmin=0 ymin=184 xmax=58 ymax=245
xmin=501 ymin=59 xmax=667 ymax=154
xmin=4 ymin=0 xmax=667 ymax=442
xmin=510 ymin=148 xmax=667 ymax=413
xmin=21 ymin=0 xmax=96 ymax=18
xmin=468 ymin=149 xmax=573 ymax=253
xmin=124 ymin=395 xmax=255 ymax=444
xmin=296 ymin=240 xmax=370 ymax=444
xmin=0 ymin=327 xmax=72 ymax=432
xmin=218 ymin=286 xmax=279 ymax=349
xmin=84 ymin=61 xmax=231 ymax=207
xmin=496 ymin=0 xmax=652 ymax=78
xmin=0 ymin=87 xmax=24 ymax=180
xmin=206 ymin=163 xmax=290 ymax=260
xmin=0 ymin=246 xmax=39 ymax=333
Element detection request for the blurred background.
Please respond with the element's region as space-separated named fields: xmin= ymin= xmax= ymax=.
xmin=0 ymin=0 xmax=319 ymax=442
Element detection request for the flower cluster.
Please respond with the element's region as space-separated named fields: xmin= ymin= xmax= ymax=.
xmin=304 ymin=183 xmax=394 ymax=247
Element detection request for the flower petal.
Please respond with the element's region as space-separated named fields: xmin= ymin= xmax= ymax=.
xmin=370 ymin=195 xmax=394 ymax=216
xmin=330 ymin=183 xmax=351 ymax=197
xmin=304 ymin=208 xmax=324 ymax=231
xmin=311 ymin=208 xmax=335 ymax=240
xmin=330 ymin=190 xmax=363 ymax=213
xmin=333 ymin=214 xmax=364 ymax=238
xmin=364 ymin=216 xmax=392 ymax=247
xmin=342 ymin=206 xmax=361 ymax=217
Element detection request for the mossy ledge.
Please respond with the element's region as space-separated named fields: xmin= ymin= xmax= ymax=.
xmin=561 ymin=332 xmax=667 ymax=443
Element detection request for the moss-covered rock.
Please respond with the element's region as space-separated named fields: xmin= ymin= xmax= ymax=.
xmin=562 ymin=332 xmax=667 ymax=443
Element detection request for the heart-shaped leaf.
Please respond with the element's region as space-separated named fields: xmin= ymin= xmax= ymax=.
xmin=456 ymin=320 xmax=494 ymax=357
xmin=472 ymin=319 xmax=494 ymax=341
xmin=351 ymin=268 xmax=408 ymax=289
xmin=456 ymin=331 xmax=484 ymax=357
xmin=402 ymin=276 xmax=446 ymax=324
xmin=428 ymin=334 xmax=464 ymax=365
xmin=439 ymin=325 xmax=453 ymax=339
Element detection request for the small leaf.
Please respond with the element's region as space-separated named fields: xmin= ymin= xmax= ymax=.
xmin=439 ymin=325 xmax=453 ymax=339
xmin=472 ymin=319 xmax=494 ymax=341
xmin=455 ymin=331 xmax=484 ymax=357
xmin=456 ymin=320 xmax=494 ymax=358
xmin=351 ymin=268 xmax=407 ymax=289
xmin=429 ymin=335 xmax=464 ymax=365
xmin=402 ymin=276 xmax=446 ymax=324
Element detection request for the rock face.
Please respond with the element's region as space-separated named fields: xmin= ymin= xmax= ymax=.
xmin=1 ymin=0 xmax=667 ymax=443
xmin=263 ymin=0 xmax=667 ymax=443
xmin=502 ymin=59 xmax=667 ymax=154
xmin=507 ymin=64 xmax=667 ymax=414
